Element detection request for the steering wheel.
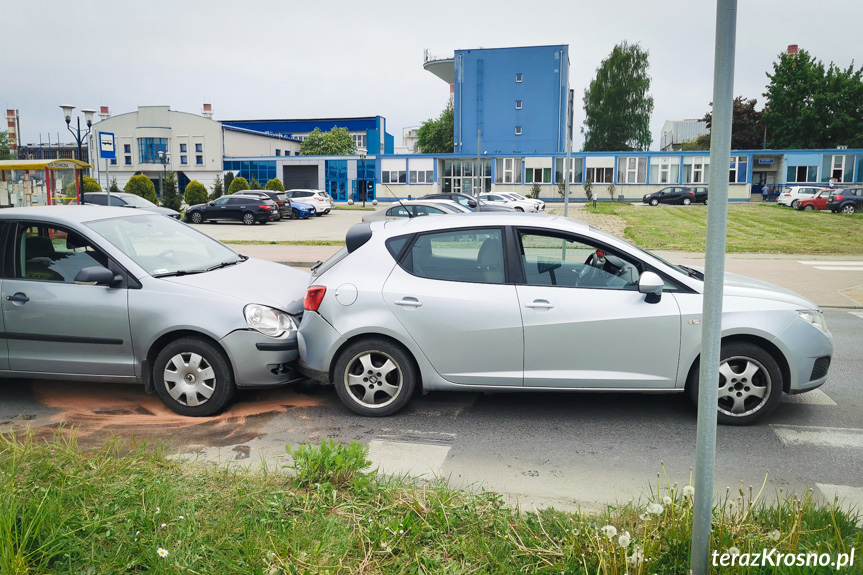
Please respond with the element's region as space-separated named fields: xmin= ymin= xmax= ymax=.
xmin=158 ymin=249 xmax=175 ymax=260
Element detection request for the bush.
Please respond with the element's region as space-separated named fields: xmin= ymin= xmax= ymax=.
xmin=249 ymin=178 xmax=262 ymax=190
xmin=210 ymin=174 xmax=224 ymax=200
xmin=265 ymin=178 xmax=285 ymax=192
xmin=223 ymin=171 xmax=234 ymax=193
xmin=63 ymin=175 xmax=102 ymax=196
xmin=286 ymin=438 xmax=371 ymax=488
xmin=184 ymin=180 xmax=208 ymax=206
xmin=160 ymin=171 xmax=182 ymax=211
xmin=124 ymin=174 xmax=158 ymax=204
xmin=227 ymin=176 xmax=249 ymax=195
xmin=530 ymin=183 xmax=542 ymax=199
xmin=109 ymin=177 xmax=120 ymax=193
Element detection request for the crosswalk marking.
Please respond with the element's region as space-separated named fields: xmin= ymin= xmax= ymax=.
xmin=367 ymin=430 xmax=455 ymax=478
xmin=782 ymin=389 xmax=837 ymax=406
xmin=850 ymin=311 xmax=863 ymax=320
xmin=772 ymin=425 xmax=863 ymax=448
xmin=798 ymin=261 xmax=863 ymax=272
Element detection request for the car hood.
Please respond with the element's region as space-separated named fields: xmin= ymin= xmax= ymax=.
xmin=160 ymin=258 xmax=310 ymax=312
xmin=141 ymin=205 xmax=180 ymax=217
xmin=721 ymin=271 xmax=817 ymax=308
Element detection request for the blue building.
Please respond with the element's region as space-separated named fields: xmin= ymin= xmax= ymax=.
xmin=425 ymin=45 xmax=570 ymax=156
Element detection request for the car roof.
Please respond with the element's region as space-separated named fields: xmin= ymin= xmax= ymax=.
xmin=84 ymin=191 xmax=134 ymax=198
xmin=0 ymin=205 xmax=148 ymax=224
xmin=370 ymin=211 xmax=590 ymax=237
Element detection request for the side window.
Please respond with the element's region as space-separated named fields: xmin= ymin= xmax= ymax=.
xmin=407 ymin=228 xmax=504 ymax=284
xmin=414 ymin=206 xmax=444 ymax=216
xmin=214 ymin=196 xmax=230 ymax=206
xmin=88 ymin=195 xmax=107 ymax=205
xmin=16 ymin=225 xmax=108 ymax=283
xmin=387 ymin=206 xmax=409 ymax=217
xmin=518 ymin=231 xmax=641 ymax=290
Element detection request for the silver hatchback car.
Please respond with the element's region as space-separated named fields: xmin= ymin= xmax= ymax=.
xmin=297 ymin=213 xmax=833 ymax=425
xmin=0 ymin=206 xmax=308 ymax=416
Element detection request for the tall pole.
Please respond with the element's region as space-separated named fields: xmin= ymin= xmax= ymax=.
xmin=76 ymin=117 xmax=85 ymax=205
xmin=476 ymin=130 xmax=481 ymax=199
xmin=563 ymin=90 xmax=572 ymax=217
xmin=690 ymin=1 xmax=737 ymax=574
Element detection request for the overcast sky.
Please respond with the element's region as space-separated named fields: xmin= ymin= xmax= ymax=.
xmin=4 ymin=0 xmax=861 ymax=152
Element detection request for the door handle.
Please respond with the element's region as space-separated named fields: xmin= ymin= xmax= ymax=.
xmin=525 ymin=300 xmax=554 ymax=309
xmin=394 ymin=297 xmax=423 ymax=308
xmin=6 ymin=292 xmax=29 ymax=304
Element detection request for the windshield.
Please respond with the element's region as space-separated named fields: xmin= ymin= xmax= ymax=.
xmin=589 ymin=226 xmax=691 ymax=277
xmin=115 ymin=194 xmax=156 ymax=208
xmin=86 ymin=214 xmax=242 ymax=276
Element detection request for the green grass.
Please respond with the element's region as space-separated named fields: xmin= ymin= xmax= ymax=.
xmin=333 ymin=204 xmax=376 ymax=211
xmin=581 ymin=203 xmax=863 ymax=254
xmin=2 ymin=432 xmax=860 ymax=575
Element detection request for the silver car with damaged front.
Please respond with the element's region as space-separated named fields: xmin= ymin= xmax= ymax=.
xmin=297 ymin=213 xmax=833 ymax=425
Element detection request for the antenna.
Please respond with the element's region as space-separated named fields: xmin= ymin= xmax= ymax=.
xmin=382 ymin=183 xmax=414 ymax=218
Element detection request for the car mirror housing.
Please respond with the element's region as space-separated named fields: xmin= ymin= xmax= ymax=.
xmin=468 ymin=200 xmax=477 ymax=208
xmin=74 ymin=266 xmax=120 ymax=287
xmin=638 ymin=271 xmax=664 ymax=303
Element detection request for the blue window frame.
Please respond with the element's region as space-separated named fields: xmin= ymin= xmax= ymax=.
xmin=124 ymin=156 xmax=132 ymax=166
xmin=196 ymin=155 xmax=203 ymax=165
xmin=138 ymin=138 xmax=168 ymax=164
xmin=180 ymin=155 xmax=187 ymax=165
xmin=221 ymin=160 xmax=276 ymax=184
xmin=124 ymin=144 xmax=131 ymax=154
xmin=195 ymin=143 xmax=202 ymax=153
xmin=179 ymin=144 xmax=187 ymax=153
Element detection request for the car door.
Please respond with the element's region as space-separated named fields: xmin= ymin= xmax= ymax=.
xmin=1 ymin=222 xmax=134 ymax=376
xmin=514 ymin=228 xmax=682 ymax=389
xmin=382 ymin=227 xmax=523 ymax=386
xmin=205 ymin=196 xmax=231 ymax=220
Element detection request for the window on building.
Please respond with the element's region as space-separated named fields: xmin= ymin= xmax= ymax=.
xmin=515 ymin=100 xmax=523 ymax=110
xmin=352 ymin=134 xmax=367 ymax=149
xmin=525 ymin=168 xmax=552 ymax=184
xmin=409 ymin=170 xmax=435 ymax=184
xmin=683 ymin=156 xmax=710 ymax=184
xmin=821 ymin=154 xmax=854 ymax=183
xmin=729 ymin=156 xmax=748 ymax=183
xmin=585 ymin=167 xmax=614 ymax=184
xmin=180 ymin=155 xmax=187 ymax=165
xmin=196 ymin=155 xmax=203 ymax=165
xmin=554 ymin=158 xmax=584 ymax=184
xmin=515 ymin=73 xmax=523 ymax=83
xmin=137 ymin=138 xmax=168 ymax=164
xmin=195 ymin=143 xmax=203 ymax=153
xmin=617 ymin=157 xmax=647 ymax=184
xmin=110 ymin=158 xmax=117 ymax=166
xmin=649 ymin=157 xmax=681 ymax=185
xmin=382 ymin=171 xmax=406 ymax=184
xmin=495 ymin=158 xmax=522 ymax=184
xmin=786 ymin=165 xmax=818 ymax=183
xmin=124 ymin=156 xmax=132 ymax=166
xmin=123 ymin=144 xmax=131 ymax=154
xmin=515 ymin=126 xmax=523 ymax=136
xmin=179 ymin=144 xmax=187 ymax=153
xmin=275 ymin=150 xmax=280 ymax=156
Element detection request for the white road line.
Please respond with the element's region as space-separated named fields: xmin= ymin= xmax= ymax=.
xmin=815 ymin=484 xmax=863 ymax=528
xmin=812 ymin=266 xmax=863 ymax=271
xmin=799 ymin=261 xmax=863 ymax=266
xmin=849 ymin=311 xmax=863 ymax=320
xmin=782 ymin=389 xmax=837 ymax=406
xmin=772 ymin=425 xmax=863 ymax=448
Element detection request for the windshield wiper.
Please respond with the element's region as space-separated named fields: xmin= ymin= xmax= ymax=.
xmin=152 ymin=269 xmax=205 ymax=278
xmin=678 ymin=265 xmax=704 ymax=280
xmin=205 ymin=259 xmax=244 ymax=272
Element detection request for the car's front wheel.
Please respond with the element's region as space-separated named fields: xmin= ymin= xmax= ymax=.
xmin=515 ymin=206 xmax=524 ymax=212
xmin=153 ymin=337 xmax=235 ymax=416
xmin=649 ymin=198 xmax=659 ymax=206
xmin=333 ymin=338 xmax=416 ymax=416
xmin=687 ymin=342 xmax=783 ymax=425
xmin=189 ymin=211 xmax=203 ymax=224
xmin=842 ymin=204 xmax=856 ymax=214
xmin=242 ymin=212 xmax=255 ymax=225
xmin=803 ymin=204 xmax=815 ymax=211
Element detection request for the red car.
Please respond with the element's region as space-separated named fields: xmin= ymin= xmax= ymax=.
xmin=796 ymin=190 xmax=834 ymax=211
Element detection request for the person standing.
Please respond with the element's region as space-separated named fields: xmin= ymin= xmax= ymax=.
xmin=762 ymin=183 xmax=771 ymax=202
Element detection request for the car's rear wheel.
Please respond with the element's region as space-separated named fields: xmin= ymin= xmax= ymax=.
xmin=803 ymin=204 xmax=815 ymax=211
xmin=189 ymin=211 xmax=203 ymax=224
xmin=703 ymin=198 xmax=708 ymax=205
xmin=842 ymin=204 xmax=856 ymax=214
xmin=153 ymin=337 xmax=235 ymax=416
xmin=687 ymin=342 xmax=782 ymax=426
xmin=682 ymin=197 xmax=692 ymax=206
xmin=333 ymin=338 xmax=416 ymax=416
xmin=791 ymin=199 xmax=800 ymax=209
xmin=649 ymin=198 xmax=659 ymax=206
xmin=242 ymin=212 xmax=255 ymax=225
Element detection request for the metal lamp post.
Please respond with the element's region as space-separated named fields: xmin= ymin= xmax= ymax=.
xmin=60 ymin=105 xmax=96 ymax=205
xmin=158 ymin=150 xmax=171 ymax=199
xmin=359 ymin=152 xmax=366 ymax=206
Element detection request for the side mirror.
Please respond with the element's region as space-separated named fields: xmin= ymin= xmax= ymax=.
xmin=638 ymin=271 xmax=664 ymax=303
xmin=74 ymin=266 xmax=121 ymax=286
xmin=468 ymin=199 xmax=477 ymax=208
xmin=208 ymin=201 xmax=215 ymax=206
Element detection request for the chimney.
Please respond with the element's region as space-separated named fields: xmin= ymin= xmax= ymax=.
xmin=99 ymin=106 xmax=110 ymax=120
xmin=202 ymin=103 xmax=213 ymax=119
xmin=787 ymin=44 xmax=798 ymax=55
xmin=6 ymin=109 xmax=19 ymax=153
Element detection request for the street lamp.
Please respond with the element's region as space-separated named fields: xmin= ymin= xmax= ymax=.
xmin=359 ymin=152 xmax=367 ymax=207
xmin=60 ymin=105 xmax=96 ymax=205
xmin=157 ymin=150 xmax=171 ymax=199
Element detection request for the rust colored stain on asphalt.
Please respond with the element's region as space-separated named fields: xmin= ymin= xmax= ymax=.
xmin=29 ymin=381 xmax=323 ymax=447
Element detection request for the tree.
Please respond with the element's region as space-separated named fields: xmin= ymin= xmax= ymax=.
xmin=265 ymin=178 xmax=285 ymax=192
xmin=109 ymin=177 xmax=120 ymax=193
xmin=0 ymin=131 xmax=13 ymax=160
xmin=300 ymin=127 xmax=357 ymax=155
xmin=582 ymin=42 xmax=654 ymax=151
xmin=184 ymin=180 xmax=208 ymax=206
xmin=64 ymin=176 xmax=102 ymax=196
xmin=210 ymin=174 xmax=224 ymax=200
xmin=698 ymin=96 xmax=766 ymax=150
xmin=224 ymin=172 xmax=234 ymax=193
xmin=763 ymin=48 xmax=863 ymax=148
xmin=250 ymin=178 xmax=262 ymax=190
xmin=417 ymin=103 xmax=454 ymax=154
xmin=227 ymin=176 xmax=250 ymax=194
xmin=124 ymin=174 xmax=158 ymax=204
xmin=680 ymin=134 xmax=711 ymax=150
xmin=583 ymin=179 xmax=594 ymax=202
xmin=160 ymin=171 xmax=182 ymax=211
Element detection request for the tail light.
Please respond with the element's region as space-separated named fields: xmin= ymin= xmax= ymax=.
xmin=834 ymin=195 xmax=844 ymax=201
xmin=260 ymin=205 xmax=271 ymax=209
xmin=304 ymin=286 xmax=327 ymax=311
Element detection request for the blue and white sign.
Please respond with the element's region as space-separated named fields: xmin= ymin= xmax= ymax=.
xmin=98 ymin=132 xmax=116 ymax=159
xmin=758 ymin=158 xmax=774 ymax=165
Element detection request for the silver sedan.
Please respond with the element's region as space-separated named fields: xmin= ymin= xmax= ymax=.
xmin=297 ymin=213 xmax=833 ymax=425
xmin=361 ymin=200 xmax=470 ymax=222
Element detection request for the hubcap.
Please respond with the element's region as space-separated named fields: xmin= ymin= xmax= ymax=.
xmin=717 ymin=355 xmax=771 ymax=417
xmin=244 ymin=214 xmax=253 ymax=224
xmin=163 ymin=352 xmax=216 ymax=407
xmin=843 ymin=205 xmax=855 ymax=213
xmin=344 ymin=350 xmax=402 ymax=409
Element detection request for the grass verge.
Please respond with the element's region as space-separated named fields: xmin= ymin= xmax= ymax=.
xmin=579 ymin=203 xmax=863 ymax=254
xmin=2 ymin=431 xmax=860 ymax=574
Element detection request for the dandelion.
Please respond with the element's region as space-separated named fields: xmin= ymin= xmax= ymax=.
xmin=157 ymin=547 xmax=169 ymax=558
xmin=178 ymin=515 xmax=184 ymax=520
xmin=628 ymin=546 xmax=644 ymax=567
xmin=768 ymin=529 xmax=781 ymax=541
xmin=161 ymin=523 xmax=167 ymax=528
xmin=727 ymin=546 xmax=740 ymax=556
xmin=683 ymin=485 xmax=695 ymax=497
xmin=663 ymin=496 xmax=673 ymax=505
xmin=600 ymin=525 xmax=617 ymax=538
xmin=266 ymin=550 xmax=276 ymax=560
xmin=647 ymin=503 xmax=664 ymax=515
xmin=639 ymin=512 xmax=651 ymax=521
xmin=155 ymin=507 xmax=160 ymax=514
xmin=618 ymin=531 xmax=631 ymax=548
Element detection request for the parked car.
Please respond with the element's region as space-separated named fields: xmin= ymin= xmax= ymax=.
xmin=70 ymin=192 xmax=181 ymax=219
xmin=0 ymin=206 xmax=308 ymax=416
xmin=500 ymin=192 xmax=546 ymax=211
xmin=776 ymin=186 xmax=830 ymax=208
xmin=185 ymin=195 xmax=276 ymax=225
xmin=289 ymin=200 xmax=316 ymax=219
xmin=285 ymin=189 xmax=334 ymax=215
xmin=795 ymin=190 xmax=834 ymax=211
xmin=297 ymin=213 xmax=832 ymax=426
xmin=825 ymin=187 xmax=863 ymax=214
xmin=689 ymin=187 xmax=709 ymax=204
xmin=642 ymin=186 xmax=698 ymax=206
xmin=479 ymin=193 xmax=539 ymax=212
xmin=233 ymin=190 xmax=289 ymax=220
xmin=419 ymin=192 xmax=515 ymax=212
xmin=361 ymin=200 xmax=469 ymax=223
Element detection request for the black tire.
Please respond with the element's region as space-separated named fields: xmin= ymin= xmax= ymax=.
xmin=153 ymin=337 xmax=235 ymax=417
xmin=292 ymin=208 xmax=300 ymax=219
xmin=704 ymin=198 xmax=708 ymax=205
xmin=687 ymin=342 xmax=783 ymax=426
xmin=188 ymin=211 xmax=203 ymax=224
xmin=791 ymin=199 xmax=799 ymax=209
xmin=842 ymin=204 xmax=856 ymax=214
xmin=242 ymin=212 xmax=255 ymax=225
xmin=803 ymin=204 xmax=815 ymax=211
xmin=515 ymin=207 xmax=524 ymax=212
xmin=649 ymin=198 xmax=659 ymax=206
xmin=333 ymin=338 xmax=416 ymax=416
xmin=682 ymin=197 xmax=692 ymax=206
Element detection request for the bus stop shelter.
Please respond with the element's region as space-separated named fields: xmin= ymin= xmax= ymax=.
xmin=0 ymin=158 xmax=92 ymax=207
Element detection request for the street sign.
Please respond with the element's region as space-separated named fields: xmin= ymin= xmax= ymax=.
xmin=758 ymin=158 xmax=774 ymax=164
xmin=99 ymin=132 xmax=116 ymax=159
